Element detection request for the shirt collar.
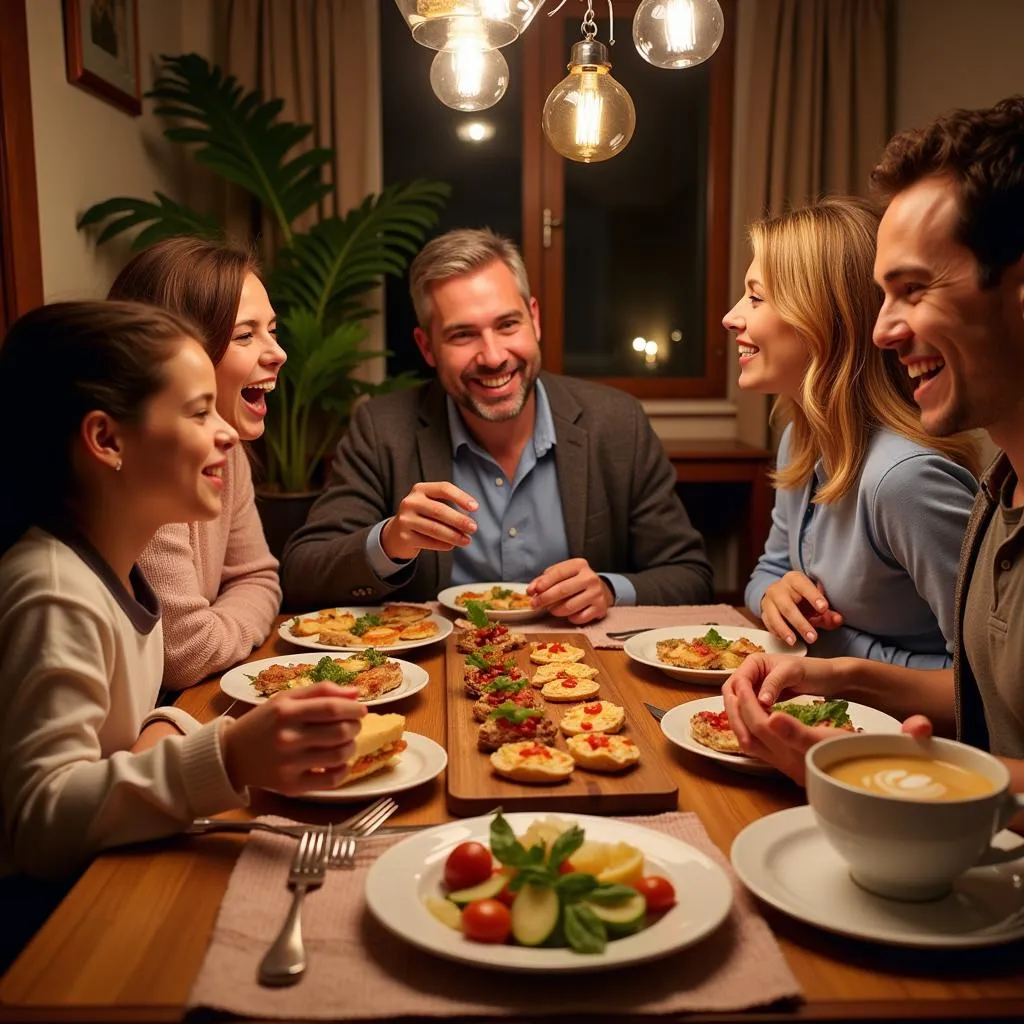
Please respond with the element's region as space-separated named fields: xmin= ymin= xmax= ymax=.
xmin=981 ymin=450 xmax=1015 ymax=503
xmin=447 ymin=380 xmax=556 ymax=459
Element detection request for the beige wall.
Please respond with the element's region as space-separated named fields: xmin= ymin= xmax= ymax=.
xmin=894 ymin=0 xmax=1024 ymax=132
xmin=26 ymin=0 xmax=215 ymax=301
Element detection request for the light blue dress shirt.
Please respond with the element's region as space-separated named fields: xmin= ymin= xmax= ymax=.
xmin=745 ymin=425 xmax=978 ymax=667
xmin=366 ymin=381 xmax=636 ymax=603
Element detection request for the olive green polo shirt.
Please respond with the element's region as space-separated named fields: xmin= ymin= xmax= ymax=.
xmin=961 ymin=456 xmax=1024 ymax=757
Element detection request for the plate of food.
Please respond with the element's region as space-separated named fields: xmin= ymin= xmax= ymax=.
xmin=365 ymin=810 xmax=732 ymax=972
xmin=660 ymin=695 xmax=902 ymax=774
xmin=219 ymin=651 xmax=429 ymax=707
xmin=437 ymin=582 xmax=545 ymax=622
xmin=279 ymin=604 xmax=453 ymax=652
xmin=623 ymin=625 xmax=805 ymax=684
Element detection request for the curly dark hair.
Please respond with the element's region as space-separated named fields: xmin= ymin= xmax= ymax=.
xmin=871 ymin=95 xmax=1024 ymax=288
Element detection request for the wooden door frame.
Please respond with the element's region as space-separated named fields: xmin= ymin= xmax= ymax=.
xmin=0 ymin=0 xmax=44 ymax=331
xmin=522 ymin=0 xmax=735 ymax=399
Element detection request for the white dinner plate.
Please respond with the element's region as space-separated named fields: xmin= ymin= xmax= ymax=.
xmin=219 ymin=653 xmax=429 ymax=707
xmin=436 ymin=582 xmax=546 ymax=622
xmin=278 ymin=733 xmax=448 ymax=803
xmin=623 ymin=624 xmax=806 ymax=685
xmin=731 ymin=805 xmax=1024 ymax=948
xmin=364 ymin=811 xmax=733 ymax=973
xmin=279 ymin=607 xmax=453 ymax=653
xmin=660 ymin=696 xmax=903 ymax=775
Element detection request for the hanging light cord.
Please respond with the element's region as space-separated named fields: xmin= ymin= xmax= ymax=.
xmin=547 ymin=0 xmax=616 ymax=45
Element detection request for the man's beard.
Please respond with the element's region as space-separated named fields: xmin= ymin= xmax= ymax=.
xmin=457 ymin=360 xmax=538 ymax=422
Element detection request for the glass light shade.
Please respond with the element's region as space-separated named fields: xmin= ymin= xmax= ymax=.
xmin=632 ymin=0 xmax=724 ymax=69
xmin=542 ymin=41 xmax=636 ymax=164
xmin=430 ymin=45 xmax=509 ymax=110
xmin=394 ymin=0 xmax=545 ymax=51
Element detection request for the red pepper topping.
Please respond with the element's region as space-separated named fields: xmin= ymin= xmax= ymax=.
xmin=560 ymin=679 xmax=577 ymax=688
xmin=581 ymin=721 xmax=593 ymax=731
xmin=519 ymin=743 xmax=551 ymax=758
xmin=584 ymin=703 xmax=602 ymax=715
xmin=585 ymin=734 xmax=611 ymax=749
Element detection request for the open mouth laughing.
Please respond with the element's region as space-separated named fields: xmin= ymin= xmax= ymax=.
xmin=241 ymin=379 xmax=276 ymax=415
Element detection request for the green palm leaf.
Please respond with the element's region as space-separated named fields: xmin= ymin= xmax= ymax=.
xmin=272 ymin=180 xmax=450 ymax=325
xmin=148 ymin=53 xmax=333 ymax=242
xmin=77 ymin=192 xmax=222 ymax=248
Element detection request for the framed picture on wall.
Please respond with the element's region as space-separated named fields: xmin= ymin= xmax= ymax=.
xmin=63 ymin=0 xmax=141 ymax=116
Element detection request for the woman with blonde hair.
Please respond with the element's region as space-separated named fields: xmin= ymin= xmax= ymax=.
xmin=108 ymin=237 xmax=285 ymax=690
xmin=723 ymin=196 xmax=979 ymax=666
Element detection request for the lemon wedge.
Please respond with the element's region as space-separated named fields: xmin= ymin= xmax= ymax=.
xmin=596 ymin=842 xmax=645 ymax=885
xmin=568 ymin=839 xmax=609 ymax=876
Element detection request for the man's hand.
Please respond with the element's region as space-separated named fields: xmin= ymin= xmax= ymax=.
xmin=526 ymin=558 xmax=612 ymax=624
xmin=721 ymin=653 xmax=842 ymax=784
xmin=380 ymin=481 xmax=479 ymax=562
xmin=760 ymin=570 xmax=843 ymax=646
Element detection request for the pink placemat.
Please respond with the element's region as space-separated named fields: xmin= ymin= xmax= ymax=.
xmin=430 ymin=602 xmax=754 ymax=648
xmin=188 ymin=812 xmax=801 ymax=1020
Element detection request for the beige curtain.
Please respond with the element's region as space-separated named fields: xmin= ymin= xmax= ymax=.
xmin=218 ymin=0 xmax=384 ymax=373
xmin=742 ymin=0 xmax=891 ymax=220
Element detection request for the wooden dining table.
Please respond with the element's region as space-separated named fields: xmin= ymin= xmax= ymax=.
xmin=1 ymin=615 xmax=1023 ymax=1023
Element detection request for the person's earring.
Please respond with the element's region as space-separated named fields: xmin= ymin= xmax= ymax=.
xmin=115 ymin=458 xmax=122 ymax=472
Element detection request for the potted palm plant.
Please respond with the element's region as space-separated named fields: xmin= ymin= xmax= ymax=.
xmin=79 ymin=54 xmax=448 ymax=553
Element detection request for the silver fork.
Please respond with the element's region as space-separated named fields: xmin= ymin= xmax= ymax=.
xmin=258 ymin=830 xmax=328 ymax=987
xmin=327 ymin=797 xmax=399 ymax=868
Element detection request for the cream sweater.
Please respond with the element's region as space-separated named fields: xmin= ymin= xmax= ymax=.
xmin=0 ymin=528 xmax=246 ymax=879
xmin=139 ymin=445 xmax=281 ymax=690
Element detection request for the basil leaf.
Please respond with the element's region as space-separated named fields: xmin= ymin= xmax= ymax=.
xmin=548 ymin=824 xmax=585 ymax=871
xmin=489 ymin=810 xmax=526 ymax=868
xmin=488 ymin=702 xmax=543 ymax=725
xmin=703 ymin=628 xmax=730 ymax=650
xmin=586 ymin=882 xmax=641 ymax=904
xmin=563 ymin=903 xmax=607 ymax=954
xmin=466 ymin=651 xmax=492 ymax=670
xmin=465 ymin=600 xmax=491 ymax=629
xmin=555 ymin=872 xmax=598 ymax=902
xmin=516 ymin=865 xmax=555 ymax=888
xmin=522 ymin=843 xmax=546 ymax=866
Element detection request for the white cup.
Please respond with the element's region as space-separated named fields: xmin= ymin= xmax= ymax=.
xmin=805 ymin=733 xmax=1024 ymax=902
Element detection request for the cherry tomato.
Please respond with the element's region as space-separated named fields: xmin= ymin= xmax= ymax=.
xmin=443 ymin=842 xmax=494 ymax=891
xmin=557 ymin=859 xmax=575 ymax=875
xmin=633 ymin=875 xmax=677 ymax=913
xmin=461 ymin=899 xmax=512 ymax=944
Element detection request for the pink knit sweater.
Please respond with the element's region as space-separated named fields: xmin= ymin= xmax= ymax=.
xmin=139 ymin=445 xmax=282 ymax=690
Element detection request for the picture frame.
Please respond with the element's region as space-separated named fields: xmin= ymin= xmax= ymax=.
xmin=63 ymin=0 xmax=141 ymax=116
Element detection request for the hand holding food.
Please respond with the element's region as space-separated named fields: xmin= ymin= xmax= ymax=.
xmin=527 ymin=558 xmax=612 ymax=625
xmin=380 ymin=481 xmax=479 ymax=561
xmin=220 ymin=681 xmax=367 ymax=794
xmin=760 ymin=570 xmax=844 ymax=646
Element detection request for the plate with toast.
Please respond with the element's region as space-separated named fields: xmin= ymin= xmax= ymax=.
xmin=280 ymin=604 xmax=453 ymax=652
xmin=437 ymin=582 xmax=546 ymax=622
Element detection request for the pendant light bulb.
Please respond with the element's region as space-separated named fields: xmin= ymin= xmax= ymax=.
xmin=430 ymin=44 xmax=509 ymax=111
xmin=632 ymin=0 xmax=724 ymax=69
xmin=541 ymin=39 xmax=636 ymax=164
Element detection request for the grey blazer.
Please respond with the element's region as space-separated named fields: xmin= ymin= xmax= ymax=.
xmin=281 ymin=372 xmax=713 ymax=610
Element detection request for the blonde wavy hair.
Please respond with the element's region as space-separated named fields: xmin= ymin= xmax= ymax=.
xmin=751 ymin=196 xmax=979 ymax=503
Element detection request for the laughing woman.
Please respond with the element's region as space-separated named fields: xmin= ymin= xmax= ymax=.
xmin=724 ymin=196 xmax=979 ymax=667
xmin=0 ymin=301 xmax=364 ymax=888
xmin=108 ymin=238 xmax=285 ymax=689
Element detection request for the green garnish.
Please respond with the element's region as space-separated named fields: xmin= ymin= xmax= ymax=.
xmin=465 ymin=600 xmax=491 ymax=629
xmin=362 ymin=647 xmax=387 ymax=667
xmin=481 ymin=675 xmax=527 ymax=695
xmin=489 ymin=702 xmax=543 ymax=725
xmin=488 ymin=811 xmax=638 ymax=954
xmin=466 ymin=651 xmax=494 ymax=670
xmin=492 ymin=587 xmax=513 ymax=599
xmin=307 ymin=655 xmax=358 ymax=685
xmin=349 ymin=613 xmax=382 ymax=637
xmin=702 ymin=628 xmax=730 ymax=650
xmin=773 ymin=698 xmax=852 ymax=728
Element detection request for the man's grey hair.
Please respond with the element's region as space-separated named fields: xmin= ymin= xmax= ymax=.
xmin=409 ymin=227 xmax=533 ymax=331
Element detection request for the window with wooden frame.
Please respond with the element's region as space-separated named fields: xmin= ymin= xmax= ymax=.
xmin=380 ymin=0 xmax=734 ymax=400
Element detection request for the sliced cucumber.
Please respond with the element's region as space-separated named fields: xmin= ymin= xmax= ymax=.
xmin=446 ymin=872 xmax=508 ymax=906
xmin=511 ymin=883 xmax=560 ymax=946
xmin=583 ymin=892 xmax=647 ymax=936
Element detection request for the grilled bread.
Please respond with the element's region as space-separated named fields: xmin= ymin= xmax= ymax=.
xmin=530 ymin=662 xmax=599 ymax=688
xmin=529 ymin=641 xmax=586 ymax=665
xmin=559 ymin=700 xmax=625 ymax=736
xmin=490 ymin=742 xmax=575 ymax=784
xmin=566 ymin=733 xmax=640 ymax=773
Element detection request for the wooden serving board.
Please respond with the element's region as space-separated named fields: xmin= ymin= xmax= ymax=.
xmin=444 ymin=631 xmax=679 ymax=816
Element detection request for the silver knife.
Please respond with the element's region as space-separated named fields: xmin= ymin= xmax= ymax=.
xmin=186 ymin=818 xmax=430 ymax=839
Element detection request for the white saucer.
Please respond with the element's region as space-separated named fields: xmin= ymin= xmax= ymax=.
xmin=661 ymin=696 xmax=902 ymax=776
xmin=275 ymin=733 xmax=447 ymax=803
xmin=731 ymin=805 xmax=1024 ymax=948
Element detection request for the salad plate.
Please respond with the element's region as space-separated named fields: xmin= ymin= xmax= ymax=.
xmin=364 ymin=811 xmax=733 ymax=972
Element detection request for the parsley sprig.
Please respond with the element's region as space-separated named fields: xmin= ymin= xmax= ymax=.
xmin=489 ymin=812 xmax=638 ymax=954
xmin=702 ymin=628 xmax=730 ymax=650
xmin=464 ymin=600 xmax=491 ymax=629
xmin=349 ymin=613 xmax=382 ymax=637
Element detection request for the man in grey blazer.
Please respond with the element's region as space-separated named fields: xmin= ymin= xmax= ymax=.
xmin=281 ymin=228 xmax=712 ymax=621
